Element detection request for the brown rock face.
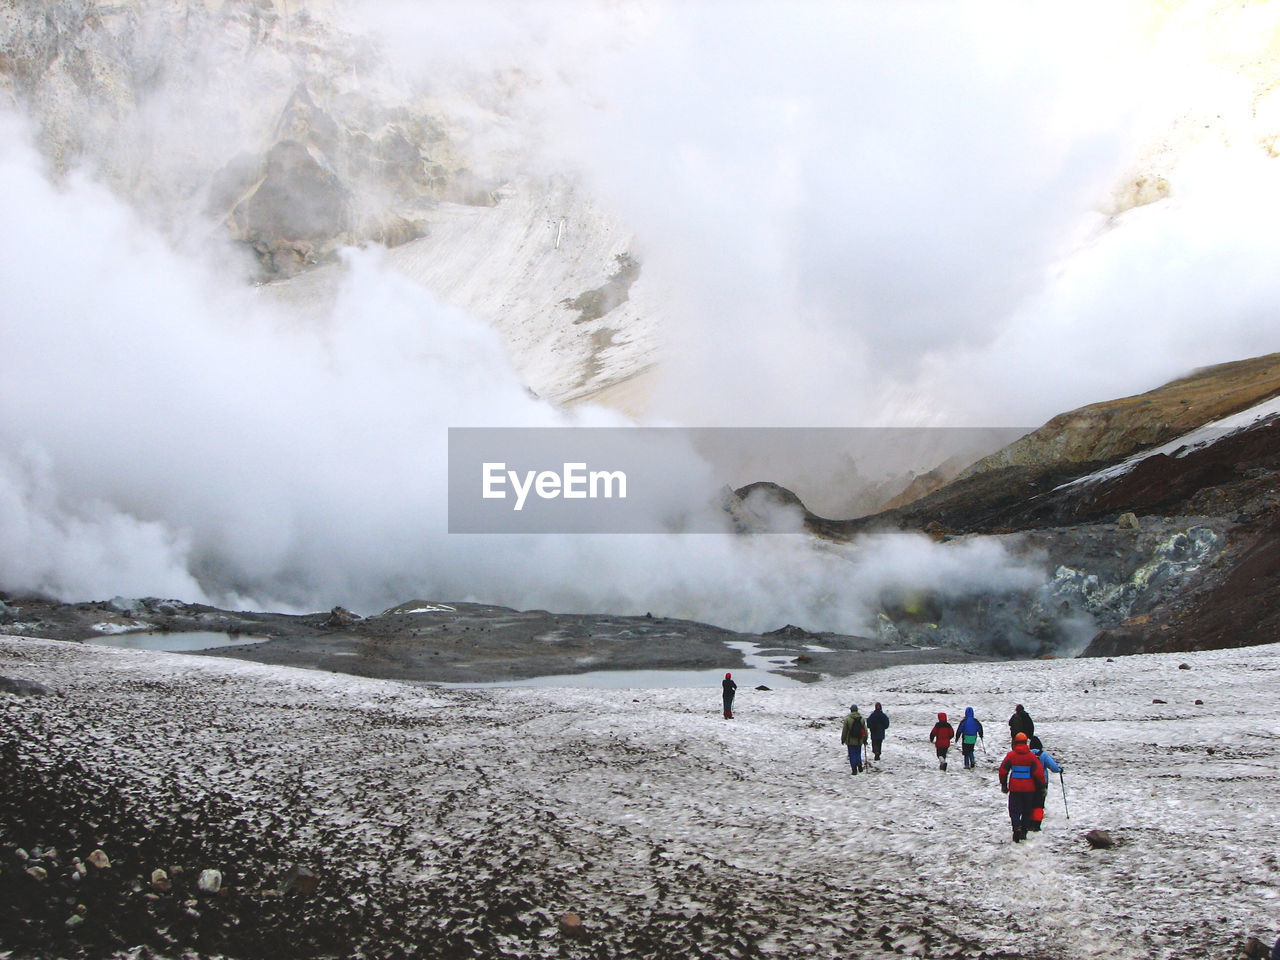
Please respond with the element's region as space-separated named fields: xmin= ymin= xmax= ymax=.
xmin=964 ymin=353 xmax=1280 ymax=477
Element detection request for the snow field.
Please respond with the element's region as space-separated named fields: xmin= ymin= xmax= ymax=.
xmin=2 ymin=637 xmax=1278 ymax=959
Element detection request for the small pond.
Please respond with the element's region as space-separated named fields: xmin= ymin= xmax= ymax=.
xmin=85 ymin=631 xmax=271 ymax=652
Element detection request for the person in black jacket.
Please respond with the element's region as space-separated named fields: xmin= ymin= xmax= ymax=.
xmin=1008 ymin=704 xmax=1034 ymax=745
xmin=866 ymin=702 xmax=890 ymax=760
xmin=722 ymin=672 xmax=737 ymax=719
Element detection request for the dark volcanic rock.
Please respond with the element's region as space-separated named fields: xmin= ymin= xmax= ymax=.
xmin=1082 ymin=512 xmax=1280 ymax=657
xmin=0 ymin=675 xmax=52 ymax=697
xmin=1084 ymin=830 xmax=1115 ymax=849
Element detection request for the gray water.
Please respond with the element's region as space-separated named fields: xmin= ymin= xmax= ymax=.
xmin=85 ymin=631 xmax=269 ymax=652
xmin=441 ymin=639 xmax=804 ymax=689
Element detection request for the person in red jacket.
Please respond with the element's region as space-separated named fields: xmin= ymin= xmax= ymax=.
xmin=999 ymin=731 xmax=1047 ymax=842
xmin=929 ymin=712 xmax=954 ymax=771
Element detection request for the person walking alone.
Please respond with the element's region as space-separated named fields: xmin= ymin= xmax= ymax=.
xmin=841 ymin=705 xmax=869 ymax=775
xmin=1008 ymin=704 xmax=1034 ymax=745
xmin=866 ymin=702 xmax=890 ymax=761
xmin=722 ymin=672 xmax=737 ymax=719
xmin=999 ymin=732 xmax=1047 ymax=842
xmin=929 ymin=712 xmax=954 ymax=771
xmin=955 ymin=707 xmax=984 ymax=769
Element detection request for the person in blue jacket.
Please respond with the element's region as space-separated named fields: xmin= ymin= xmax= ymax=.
xmin=866 ymin=702 xmax=890 ymax=760
xmin=1028 ymin=735 xmax=1063 ymax=831
xmin=955 ymin=707 xmax=984 ymax=769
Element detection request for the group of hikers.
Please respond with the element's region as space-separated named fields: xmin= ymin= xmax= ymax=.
xmin=840 ymin=701 xmax=1065 ymax=842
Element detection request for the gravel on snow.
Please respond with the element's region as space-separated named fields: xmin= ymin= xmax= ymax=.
xmin=2 ymin=636 xmax=1278 ymax=960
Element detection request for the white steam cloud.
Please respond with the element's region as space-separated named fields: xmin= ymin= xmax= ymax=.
xmin=524 ymin=0 xmax=1280 ymax=426
xmin=0 ymin=115 xmax=1033 ymax=630
xmin=4 ymin=0 xmax=1279 ymax=637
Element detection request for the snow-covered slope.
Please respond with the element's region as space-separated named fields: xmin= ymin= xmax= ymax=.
xmin=266 ymin=173 xmax=659 ymax=404
xmin=4 ymin=636 xmax=1278 ymax=959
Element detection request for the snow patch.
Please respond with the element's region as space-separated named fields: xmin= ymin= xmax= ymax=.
xmin=1057 ymin=394 xmax=1280 ymax=491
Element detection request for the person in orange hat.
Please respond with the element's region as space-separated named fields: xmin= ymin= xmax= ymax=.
xmin=722 ymin=672 xmax=737 ymax=719
xmin=999 ymin=732 xmax=1047 ymax=842
xmin=929 ymin=712 xmax=954 ymax=771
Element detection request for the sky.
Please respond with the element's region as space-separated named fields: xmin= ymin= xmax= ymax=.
xmin=2 ymin=0 xmax=1280 ymax=624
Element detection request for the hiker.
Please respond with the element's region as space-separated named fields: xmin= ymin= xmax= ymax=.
xmin=841 ymin=704 xmax=869 ymax=774
xmin=1008 ymin=704 xmax=1034 ymax=744
xmin=722 ymin=672 xmax=737 ymax=719
xmin=955 ymin=707 xmax=984 ymax=769
xmin=866 ymin=702 xmax=890 ymax=760
xmin=999 ymin=732 xmax=1047 ymax=842
xmin=929 ymin=712 xmax=954 ymax=771
xmin=1027 ymin=735 xmax=1063 ymax=832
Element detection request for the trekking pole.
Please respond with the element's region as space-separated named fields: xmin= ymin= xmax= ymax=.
xmin=1059 ymin=771 xmax=1069 ymax=819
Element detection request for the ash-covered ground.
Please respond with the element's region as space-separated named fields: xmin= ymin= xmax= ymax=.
xmin=0 ymin=595 xmax=989 ymax=685
xmin=3 ymin=636 xmax=1278 ymax=960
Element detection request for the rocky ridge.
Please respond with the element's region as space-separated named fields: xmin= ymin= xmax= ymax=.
xmin=768 ymin=353 xmax=1280 ymax=659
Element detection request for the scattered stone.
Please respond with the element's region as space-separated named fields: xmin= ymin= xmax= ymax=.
xmin=1084 ymin=830 xmax=1115 ymax=849
xmin=197 ymin=869 xmax=223 ymax=894
xmin=278 ymin=864 xmax=319 ymax=897
xmin=325 ymin=606 xmax=360 ymax=628
xmin=0 ymin=675 xmax=52 ymax=697
xmin=108 ymin=596 xmax=145 ymax=615
xmin=65 ymin=914 xmax=84 ymax=929
xmin=72 ymin=857 xmax=86 ymax=877
xmin=1207 ymin=747 xmax=1216 ymax=755
xmin=1195 ymin=699 xmax=1204 ymax=705
xmin=87 ymin=849 xmax=111 ymax=869
xmin=15 ymin=848 xmax=28 ymax=861
xmin=768 ymin=624 xmax=813 ymax=639
xmin=1241 ymin=935 xmax=1270 ymax=959
xmin=151 ymin=868 xmax=172 ymax=891
xmin=1153 ymin=698 xmax=1167 ymax=704
xmin=755 ymin=685 xmax=771 ymax=691
xmin=558 ymin=912 xmax=587 ymax=939
xmin=1117 ymin=512 xmax=1140 ymax=530
xmin=1178 ymin=663 xmax=1191 ymax=670
xmin=25 ymin=865 xmax=48 ymax=881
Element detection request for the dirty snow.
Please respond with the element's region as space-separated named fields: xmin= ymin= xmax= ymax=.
xmin=2 ymin=636 xmax=1278 ymax=959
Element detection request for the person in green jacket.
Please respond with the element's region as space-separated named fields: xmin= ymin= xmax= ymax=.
xmin=841 ymin=705 xmax=869 ymax=775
